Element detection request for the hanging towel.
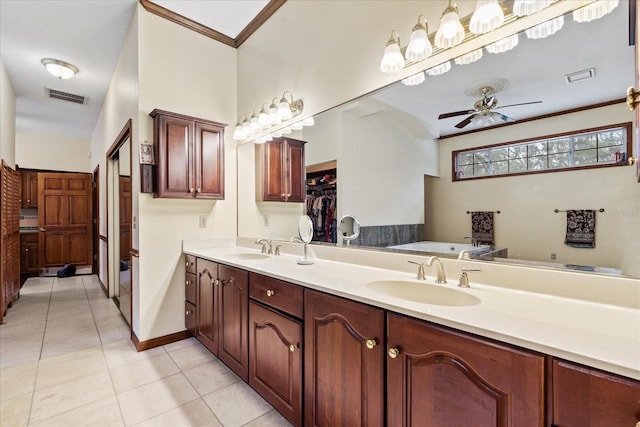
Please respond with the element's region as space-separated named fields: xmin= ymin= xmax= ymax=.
xmin=471 ymin=211 xmax=494 ymax=245
xmin=565 ymin=210 xmax=596 ymax=248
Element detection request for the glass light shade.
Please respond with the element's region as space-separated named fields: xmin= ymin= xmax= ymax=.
xmin=454 ymin=48 xmax=483 ymax=65
xmin=242 ymin=120 xmax=251 ymax=133
xmin=302 ymin=117 xmax=315 ymax=126
xmin=380 ymin=31 xmax=404 ymax=73
xmin=402 ymin=72 xmax=426 ymax=86
xmin=485 ymin=34 xmax=519 ymax=54
xmin=249 ymin=114 xmax=259 ymax=131
xmin=278 ymin=100 xmax=293 ymax=121
xmin=258 ymin=109 xmax=270 ymax=128
xmin=405 ymin=17 xmax=432 ymax=62
xmin=41 ymin=58 xmax=78 ymax=79
xmin=272 ymin=130 xmax=282 ymax=138
xmin=232 ymin=122 xmax=245 ymax=140
xmin=469 ymin=0 xmax=505 ymax=34
xmin=426 ymin=61 xmax=451 ymax=76
xmin=268 ymin=103 xmax=281 ymax=125
xmin=573 ymin=0 xmax=618 ymax=23
xmin=513 ymin=0 xmax=553 ymax=16
xmin=291 ymin=121 xmax=304 ymax=130
xmin=435 ymin=8 xmax=465 ymax=49
xmin=281 ymin=126 xmax=292 ymax=135
xmin=265 ymin=134 xmax=273 ymax=141
xmin=525 ymin=15 xmax=564 ymax=39
xmin=254 ymin=137 xmax=266 ymax=144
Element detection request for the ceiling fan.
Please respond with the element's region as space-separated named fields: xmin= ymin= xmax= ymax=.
xmin=438 ymin=82 xmax=542 ymax=129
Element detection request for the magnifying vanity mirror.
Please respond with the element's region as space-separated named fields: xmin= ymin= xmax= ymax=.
xmin=237 ymin=3 xmax=639 ymax=279
xmin=297 ymin=215 xmax=314 ymax=265
xmin=338 ymin=214 xmax=360 ymax=246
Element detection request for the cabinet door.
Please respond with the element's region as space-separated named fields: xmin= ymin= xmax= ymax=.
xmin=262 ymin=139 xmax=287 ymax=201
xmin=284 ymin=139 xmax=305 ymax=203
xmin=20 ymin=234 xmax=39 ymax=274
xmin=185 ymin=301 xmax=197 ymax=336
xmin=551 ymin=359 xmax=640 ymax=427
xmin=304 ymin=289 xmax=385 ymax=427
xmin=249 ymin=301 xmax=302 ymax=426
xmin=21 ymin=171 xmax=38 ymax=208
xmin=218 ymin=264 xmax=249 ymax=381
xmin=196 ymin=258 xmax=219 ymax=354
xmin=185 ymin=272 xmax=196 ymax=304
xmin=386 ymin=313 xmax=545 ymax=427
xmin=194 ymin=122 xmax=224 ymax=199
xmin=155 ymin=114 xmax=194 ymax=198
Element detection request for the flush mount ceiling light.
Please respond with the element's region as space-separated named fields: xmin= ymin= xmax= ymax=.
xmin=41 ymin=58 xmax=78 ymax=79
xmin=405 ymin=15 xmax=432 ymax=62
xmin=513 ymin=0 xmax=554 ymax=17
xmin=573 ymin=0 xmax=619 ymax=23
xmin=469 ymin=0 xmax=505 ymax=34
xmin=435 ymin=0 xmax=465 ymax=49
xmin=380 ymin=30 xmax=404 ymax=73
xmin=525 ymin=15 xmax=564 ymax=39
xmin=454 ymin=48 xmax=484 ymax=65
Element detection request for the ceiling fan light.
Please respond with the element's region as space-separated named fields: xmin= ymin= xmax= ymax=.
xmin=41 ymin=58 xmax=78 ymax=79
xmin=525 ymin=15 xmax=564 ymax=39
xmin=573 ymin=0 xmax=619 ymax=23
xmin=402 ymin=72 xmax=426 ymax=86
xmin=485 ymin=34 xmax=519 ymax=54
xmin=380 ymin=30 xmax=404 ymax=73
xmin=454 ymin=48 xmax=483 ymax=65
xmin=513 ymin=0 xmax=553 ymax=16
xmin=426 ymin=61 xmax=451 ymax=76
xmin=469 ymin=0 xmax=505 ymax=34
xmin=405 ymin=16 xmax=432 ymax=62
xmin=435 ymin=4 xmax=465 ymax=49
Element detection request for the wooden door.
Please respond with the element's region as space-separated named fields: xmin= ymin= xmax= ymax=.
xmin=635 ymin=0 xmax=639 ymax=181
xmin=92 ymin=166 xmax=99 ymax=274
xmin=38 ymin=172 xmax=93 ymax=271
xmin=386 ymin=313 xmax=545 ymax=427
xmin=551 ymin=359 xmax=640 ymax=426
xmin=1 ymin=161 xmax=21 ymax=320
xmin=196 ymin=258 xmax=218 ymax=354
xmin=154 ymin=112 xmax=194 ymax=198
xmin=284 ymin=138 xmax=305 ymax=203
xmin=118 ymin=176 xmax=131 ymax=262
xmin=194 ymin=121 xmax=224 ymax=199
xmin=218 ymin=264 xmax=248 ymax=381
xmin=304 ymin=289 xmax=385 ymax=427
xmin=249 ymin=301 xmax=302 ymax=426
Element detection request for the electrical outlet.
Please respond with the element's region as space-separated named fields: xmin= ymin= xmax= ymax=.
xmin=199 ymin=215 xmax=207 ymax=228
xmin=550 ymin=252 xmax=556 ymax=260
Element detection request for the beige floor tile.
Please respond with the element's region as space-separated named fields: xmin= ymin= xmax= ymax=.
xmin=0 ymin=341 xmax=42 ymax=369
xmin=102 ymin=340 xmax=166 ymax=370
xmin=29 ymin=371 xmax=114 ymax=422
xmin=243 ymin=409 xmax=293 ymax=427
xmin=167 ymin=341 xmax=215 ymax=371
xmin=29 ymin=395 xmax=124 ymax=427
xmin=132 ymin=398 xmax=222 ymax=427
xmin=117 ymin=373 xmax=199 ymax=426
xmin=0 ymin=361 xmax=38 ymax=401
xmin=99 ymin=326 xmax=132 ymax=344
xmin=0 ymin=393 xmax=32 ymax=427
xmin=35 ymin=346 xmax=107 ymax=390
xmin=203 ymin=381 xmax=272 ymax=427
xmin=183 ymin=358 xmax=240 ymax=396
xmin=162 ymin=337 xmax=198 ymax=353
xmin=110 ymin=353 xmax=180 ymax=393
xmin=40 ymin=333 xmax=101 ymax=360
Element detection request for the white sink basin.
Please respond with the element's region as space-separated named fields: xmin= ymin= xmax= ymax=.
xmin=229 ymin=253 xmax=270 ymax=261
xmin=366 ymin=280 xmax=481 ymax=307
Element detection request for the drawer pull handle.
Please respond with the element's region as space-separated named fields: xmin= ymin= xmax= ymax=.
xmin=365 ymin=339 xmax=377 ymax=350
xmin=266 ymin=289 xmax=275 ymax=297
xmin=185 ymin=310 xmax=193 ymax=315
xmin=289 ymin=344 xmax=298 ymax=352
xmin=388 ymin=347 xmax=400 ymax=358
xmin=185 ymin=280 xmax=191 ymax=285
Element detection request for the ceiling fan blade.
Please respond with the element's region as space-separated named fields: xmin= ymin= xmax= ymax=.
xmin=438 ymin=110 xmax=475 ymax=119
xmin=455 ymin=115 xmax=474 ymax=129
xmin=494 ymin=100 xmax=542 ymax=110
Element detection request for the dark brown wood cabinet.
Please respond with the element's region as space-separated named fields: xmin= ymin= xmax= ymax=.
xmin=249 ymin=273 xmax=303 ymax=426
xmin=386 ymin=313 xmax=545 ymax=427
xmin=551 ymin=358 xmax=640 ymax=427
xmin=257 ymin=137 xmax=305 ymax=202
xmin=196 ymin=257 xmax=219 ymax=354
xmin=150 ymin=109 xmax=225 ymax=200
xmin=20 ymin=171 xmax=38 ymax=208
xmin=184 ymin=254 xmax=197 ymax=336
xmin=304 ymin=289 xmax=385 ymax=427
xmin=20 ymin=232 xmax=39 ymax=283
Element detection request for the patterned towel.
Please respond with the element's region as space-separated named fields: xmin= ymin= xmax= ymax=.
xmin=471 ymin=211 xmax=494 ymax=245
xmin=565 ymin=210 xmax=596 ymax=248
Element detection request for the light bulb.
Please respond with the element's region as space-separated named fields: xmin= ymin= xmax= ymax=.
xmin=405 ymin=16 xmax=432 ymax=62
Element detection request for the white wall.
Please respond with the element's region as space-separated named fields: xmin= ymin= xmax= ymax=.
xmin=427 ymin=103 xmax=640 ymax=277
xmin=0 ymin=59 xmax=16 ymax=168
xmin=15 ymin=131 xmax=90 ymax=172
xmin=136 ymin=9 xmax=237 ymax=341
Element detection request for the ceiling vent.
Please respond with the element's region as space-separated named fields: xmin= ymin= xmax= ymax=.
xmin=565 ymin=68 xmax=596 ymax=84
xmin=45 ymin=87 xmax=86 ymax=104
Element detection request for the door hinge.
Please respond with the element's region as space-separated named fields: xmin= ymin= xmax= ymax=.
xmin=93 ymin=218 xmax=97 ymax=224
xmin=93 ymin=254 xmax=97 ymax=260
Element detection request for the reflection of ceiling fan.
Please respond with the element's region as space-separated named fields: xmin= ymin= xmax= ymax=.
xmin=438 ymin=81 xmax=542 ymax=129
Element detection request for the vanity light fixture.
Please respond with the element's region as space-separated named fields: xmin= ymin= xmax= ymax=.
xmin=572 ymin=0 xmax=619 ymax=23
xmin=249 ymin=111 xmax=260 ymax=131
xmin=278 ymin=92 xmax=294 ymax=120
xmin=269 ymin=97 xmax=282 ymax=125
xmin=380 ymin=30 xmax=404 ymax=73
xmin=41 ymin=58 xmax=78 ymax=79
xmin=485 ymin=33 xmax=519 ymax=54
xmin=291 ymin=121 xmax=304 ymax=130
xmin=402 ymin=71 xmax=426 ymax=86
xmin=232 ymin=120 xmax=246 ymax=140
xmin=426 ymin=61 xmax=451 ymax=76
xmin=513 ymin=0 xmax=554 ymax=16
xmin=454 ymin=48 xmax=483 ymax=65
xmin=258 ymin=104 xmax=270 ymax=129
xmin=435 ymin=0 xmax=465 ymax=49
xmin=302 ymin=117 xmax=315 ymax=127
xmin=525 ymin=15 xmax=564 ymax=39
xmin=405 ymin=15 xmax=432 ymax=62
xmin=469 ymin=0 xmax=505 ymax=34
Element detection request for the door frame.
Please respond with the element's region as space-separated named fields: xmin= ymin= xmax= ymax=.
xmin=92 ymin=165 xmax=100 ymax=277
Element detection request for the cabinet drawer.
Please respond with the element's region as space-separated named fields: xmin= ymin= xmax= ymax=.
xmin=185 ymin=301 xmax=197 ymax=335
xmin=185 ymin=254 xmax=196 ymax=274
xmin=185 ymin=272 xmax=196 ymax=304
xmin=250 ymin=273 xmax=303 ymax=319
xmin=21 ymin=233 xmax=38 ymax=244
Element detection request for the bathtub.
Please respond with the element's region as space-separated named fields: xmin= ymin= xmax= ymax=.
xmin=387 ymin=241 xmax=507 ymax=260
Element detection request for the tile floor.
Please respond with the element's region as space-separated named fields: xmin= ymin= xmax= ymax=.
xmin=0 ymin=275 xmax=292 ymax=426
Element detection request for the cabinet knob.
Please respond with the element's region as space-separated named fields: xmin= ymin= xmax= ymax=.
xmin=185 ymin=310 xmax=193 ymax=315
xmin=196 ymin=188 xmax=201 ymax=193
xmin=189 ymin=188 xmax=194 ymax=193
xmin=289 ymin=344 xmax=298 ymax=352
xmin=25 ymin=248 xmax=29 ymax=252
xmin=185 ymin=280 xmax=191 ymax=285
xmin=388 ymin=347 xmax=400 ymax=358
xmin=281 ymin=193 xmax=286 ymax=199
xmin=27 ymin=199 xmax=31 ymax=203
xmin=365 ymin=339 xmax=377 ymax=350
xmin=266 ymin=289 xmax=275 ymax=297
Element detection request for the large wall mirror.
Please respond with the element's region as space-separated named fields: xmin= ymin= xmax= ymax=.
xmin=238 ymin=3 xmax=639 ymax=278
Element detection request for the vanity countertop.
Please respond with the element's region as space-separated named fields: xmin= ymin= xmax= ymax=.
xmin=184 ymin=245 xmax=640 ymax=381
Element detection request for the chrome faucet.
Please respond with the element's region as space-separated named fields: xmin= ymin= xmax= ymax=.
xmin=255 ymin=239 xmax=272 ymax=254
xmin=408 ymin=261 xmax=426 ymax=280
xmin=426 ymin=256 xmax=447 ymax=284
xmin=458 ymin=268 xmax=482 ymax=288
xmin=463 ymin=236 xmax=478 ymax=247
xmin=458 ymin=250 xmax=472 ymax=260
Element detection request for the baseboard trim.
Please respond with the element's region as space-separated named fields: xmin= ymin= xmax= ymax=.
xmin=132 ymin=329 xmax=193 ymax=352
xmin=98 ymin=277 xmax=107 ymax=296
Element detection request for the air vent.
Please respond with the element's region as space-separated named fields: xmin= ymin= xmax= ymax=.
xmin=45 ymin=87 xmax=86 ymax=104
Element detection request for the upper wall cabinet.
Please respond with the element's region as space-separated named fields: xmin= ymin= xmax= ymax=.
xmin=20 ymin=171 xmax=38 ymax=208
xmin=150 ymin=109 xmax=226 ymax=200
xmin=256 ymin=137 xmax=305 ymax=203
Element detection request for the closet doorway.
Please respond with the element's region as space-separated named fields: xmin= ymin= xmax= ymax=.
xmin=106 ymin=120 xmax=132 ymax=326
